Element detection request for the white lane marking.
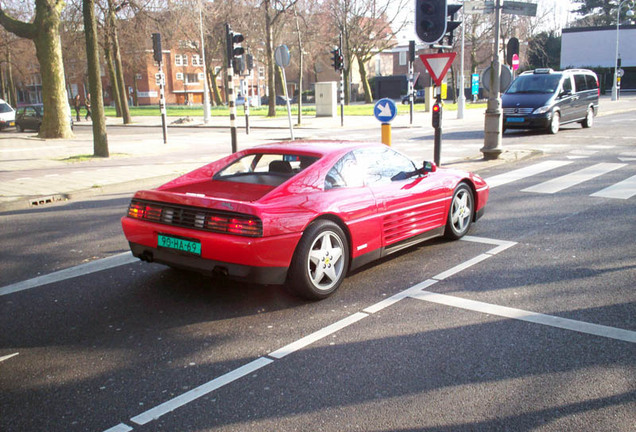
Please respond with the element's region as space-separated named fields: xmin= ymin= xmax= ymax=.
xmin=103 ymin=424 xmax=133 ymax=432
xmin=409 ymin=290 xmax=636 ymax=344
xmin=522 ymin=163 xmax=626 ymax=194
xmin=269 ymin=312 xmax=369 ymax=359
xmin=432 ymin=254 xmax=491 ymax=280
xmin=364 ymin=279 xmax=438 ymax=314
xmin=485 ymin=160 xmax=572 ymax=188
xmin=0 ymin=252 xmax=137 ymax=297
xmin=461 ymin=235 xmax=517 ymax=255
xmin=0 ymin=352 xmax=19 ymax=363
xmin=618 ymin=157 xmax=636 ymax=162
xmin=591 ymin=174 xmax=636 ymax=199
xmin=130 ymin=357 xmax=273 ymax=426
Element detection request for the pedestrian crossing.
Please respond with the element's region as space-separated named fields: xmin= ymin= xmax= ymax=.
xmin=485 ymin=151 xmax=636 ymax=200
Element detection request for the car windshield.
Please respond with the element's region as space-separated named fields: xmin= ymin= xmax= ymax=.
xmin=505 ymin=74 xmax=562 ymax=94
xmin=214 ymin=153 xmax=319 ymax=186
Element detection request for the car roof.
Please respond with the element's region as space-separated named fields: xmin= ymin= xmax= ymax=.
xmin=246 ymin=140 xmax=383 ymax=158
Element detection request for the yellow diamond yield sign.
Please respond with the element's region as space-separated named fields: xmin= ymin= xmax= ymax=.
xmin=419 ymin=52 xmax=457 ymax=86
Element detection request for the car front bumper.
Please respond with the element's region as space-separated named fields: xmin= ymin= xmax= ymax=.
xmin=503 ymin=113 xmax=551 ymax=130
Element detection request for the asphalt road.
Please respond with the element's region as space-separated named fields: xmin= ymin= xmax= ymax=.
xmin=1 ymin=113 xmax=634 ymax=431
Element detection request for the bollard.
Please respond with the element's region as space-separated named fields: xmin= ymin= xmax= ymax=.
xmin=381 ymin=123 xmax=391 ymax=146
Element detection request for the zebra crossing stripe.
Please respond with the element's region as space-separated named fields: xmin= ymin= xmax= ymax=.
xmin=522 ymin=163 xmax=627 ymax=194
xmin=484 ymin=160 xmax=572 ymax=188
xmin=591 ymin=174 xmax=636 ymax=199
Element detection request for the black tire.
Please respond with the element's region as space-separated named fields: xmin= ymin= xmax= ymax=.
xmin=548 ymin=111 xmax=560 ymax=135
xmin=582 ymin=107 xmax=594 ymax=128
xmin=287 ymin=220 xmax=349 ymax=300
xmin=444 ymin=183 xmax=474 ymax=240
xmin=16 ymin=123 xmax=23 ymax=133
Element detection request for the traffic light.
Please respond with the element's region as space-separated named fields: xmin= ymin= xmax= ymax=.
xmin=246 ymin=53 xmax=254 ymax=71
xmin=506 ymin=37 xmax=519 ymax=66
xmin=432 ymin=101 xmax=442 ymax=128
xmin=446 ymin=4 xmax=462 ymax=45
xmin=225 ymin=24 xmax=244 ymax=68
xmin=331 ymin=47 xmax=343 ymax=71
xmin=409 ymin=40 xmax=415 ymax=63
xmin=415 ymin=0 xmax=447 ymax=44
xmin=151 ymin=33 xmax=162 ymax=63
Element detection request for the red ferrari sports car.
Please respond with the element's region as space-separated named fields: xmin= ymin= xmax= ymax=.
xmin=121 ymin=141 xmax=489 ymax=299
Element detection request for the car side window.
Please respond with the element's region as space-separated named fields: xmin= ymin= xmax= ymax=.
xmin=574 ymin=74 xmax=587 ymax=92
xmin=325 ymin=152 xmax=364 ymax=190
xmin=585 ymin=74 xmax=598 ymax=91
xmin=562 ymin=76 xmax=572 ymax=93
xmin=354 ymin=147 xmax=418 ymax=186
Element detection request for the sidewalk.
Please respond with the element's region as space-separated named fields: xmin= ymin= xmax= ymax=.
xmin=1 ymin=94 xmax=634 ymax=212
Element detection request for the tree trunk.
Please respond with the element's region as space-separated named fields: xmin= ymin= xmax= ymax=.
xmin=265 ymin=3 xmax=276 ymax=117
xmin=83 ymin=0 xmax=109 ymax=157
xmin=107 ymin=1 xmax=131 ymax=124
xmin=0 ymin=0 xmax=73 ymax=138
xmin=357 ymin=56 xmax=372 ymax=104
xmin=104 ymin=44 xmax=122 ymax=117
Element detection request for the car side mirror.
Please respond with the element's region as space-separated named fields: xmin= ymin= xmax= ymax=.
xmin=420 ymin=161 xmax=437 ymax=174
xmin=560 ymin=90 xmax=572 ymax=98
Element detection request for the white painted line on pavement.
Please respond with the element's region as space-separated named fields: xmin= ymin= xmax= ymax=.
xmin=268 ymin=312 xmax=369 ymax=359
xmin=485 ymin=160 xmax=572 ymax=188
xmin=0 ymin=352 xmax=19 ymax=363
xmin=461 ymin=235 xmax=517 ymax=255
xmin=364 ymin=279 xmax=438 ymax=314
xmin=130 ymin=357 xmax=274 ymax=426
xmin=432 ymin=254 xmax=491 ymax=280
xmin=522 ymin=163 xmax=626 ymax=194
xmin=409 ymin=290 xmax=636 ymax=344
xmin=591 ymin=174 xmax=636 ymax=199
xmin=0 ymin=252 xmax=137 ymax=297
xmin=103 ymin=424 xmax=133 ymax=432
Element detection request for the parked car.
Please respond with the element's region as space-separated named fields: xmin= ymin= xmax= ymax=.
xmin=502 ymin=68 xmax=599 ymax=134
xmin=15 ymin=103 xmax=74 ymax=132
xmin=261 ymin=95 xmax=291 ymax=106
xmin=121 ymin=141 xmax=489 ymax=300
xmin=0 ymin=98 xmax=15 ymax=131
xmin=402 ymin=89 xmax=426 ymax=104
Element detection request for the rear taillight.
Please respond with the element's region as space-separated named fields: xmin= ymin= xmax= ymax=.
xmin=207 ymin=215 xmax=262 ymax=237
xmin=128 ymin=201 xmax=161 ymax=221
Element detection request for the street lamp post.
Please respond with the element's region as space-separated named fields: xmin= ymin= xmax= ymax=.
xmin=611 ymin=0 xmax=635 ymax=101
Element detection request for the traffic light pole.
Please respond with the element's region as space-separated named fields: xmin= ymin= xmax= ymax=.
xmin=158 ymin=62 xmax=168 ymax=145
xmin=433 ymin=92 xmax=442 ymax=166
xmin=339 ymin=34 xmax=344 ymax=127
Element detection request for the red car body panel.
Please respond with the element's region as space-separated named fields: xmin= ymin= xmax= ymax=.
xmin=121 ymin=141 xmax=489 ymax=285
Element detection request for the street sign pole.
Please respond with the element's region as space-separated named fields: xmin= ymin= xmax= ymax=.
xmin=374 ymin=98 xmax=397 ymax=146
xmin=339 ymin=34 xmax=345 ymax=127
xmin=481 ymin=0 xmax=503 ymax=160
xmin=434 ymin=93 xmax=442 ymax=166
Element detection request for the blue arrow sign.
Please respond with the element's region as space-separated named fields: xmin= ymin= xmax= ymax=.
xmin=373 ymin=98 xmax=397 ymax=123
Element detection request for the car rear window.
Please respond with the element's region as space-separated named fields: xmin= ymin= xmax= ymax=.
xmin=214 ymin=153 xmax=319 ymax=186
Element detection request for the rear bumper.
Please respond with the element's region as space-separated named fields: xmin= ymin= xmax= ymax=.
xmin=129 ymin=242 xmax=288 ymax=285
xmin=122 ymin=216 xmax=300 ymax=285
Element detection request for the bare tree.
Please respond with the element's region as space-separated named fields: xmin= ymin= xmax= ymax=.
xmin=0 ymin=0 xmax=73 ymax=138
xmin=83 ymin=0 xmax=109 ymax=156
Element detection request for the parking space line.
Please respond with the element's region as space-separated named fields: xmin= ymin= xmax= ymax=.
xmin=268 ymin=312 xmax=369 ymax=359
xmin=103 ymin=424 xmax=133 ymax=432
xmin=130 ymin=357 xmax=274 ymax=426
xmin=408 ymin=290 xmax=636 ymax=344
xmin=0 ymin=252 xmax=137 ymax=296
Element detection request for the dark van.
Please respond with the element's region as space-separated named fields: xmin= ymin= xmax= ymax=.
xmin=502 ymin=68 xmax=599 ymax=134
